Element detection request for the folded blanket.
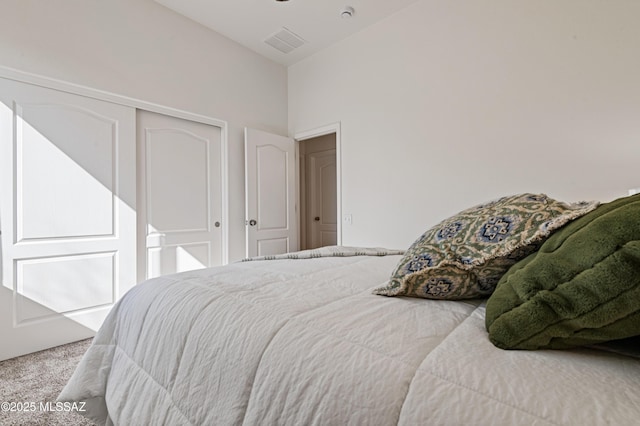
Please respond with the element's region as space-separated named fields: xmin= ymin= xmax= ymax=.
xmin=486 ymin=194 xmax=640 ymax=350
xmin=242 ymin=246 xmax=405 ymax=262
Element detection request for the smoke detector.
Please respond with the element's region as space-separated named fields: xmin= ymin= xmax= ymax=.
xmin=341 ymin=6 xmax=355 ymax=18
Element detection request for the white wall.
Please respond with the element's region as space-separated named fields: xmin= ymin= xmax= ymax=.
xmin=289 ymin=0 xmax=640 ymax=250
xmin=0 ymin=0 xmax=288 ymax=262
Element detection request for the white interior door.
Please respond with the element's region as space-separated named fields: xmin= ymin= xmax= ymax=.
xmin=137 ymin=110 xmax=223 ymax=281
xmin=308 ymin=149 xmax=337 ymax=248
xmin=244 ymin=128 xmax=297 ymax=258
xmin=0 ymin=78 xmax=136 ymax=361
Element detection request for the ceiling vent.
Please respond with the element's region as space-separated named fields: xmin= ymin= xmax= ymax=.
xmin=264 ymin=27 xmax=306 ymax=54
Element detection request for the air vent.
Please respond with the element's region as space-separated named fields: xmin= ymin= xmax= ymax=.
xmin=264 ymin=27 xmax=306 ymax=54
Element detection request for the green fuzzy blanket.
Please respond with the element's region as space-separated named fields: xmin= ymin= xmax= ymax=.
xmin=485 ymin=194 xmax=640 ymax=350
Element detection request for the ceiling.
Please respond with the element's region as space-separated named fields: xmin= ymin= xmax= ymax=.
xmin=154 ymin=0 xmax=422 ymax=66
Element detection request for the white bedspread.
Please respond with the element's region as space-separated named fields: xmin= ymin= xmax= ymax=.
xmin=59 ymin=248 xmax=640 ymax=425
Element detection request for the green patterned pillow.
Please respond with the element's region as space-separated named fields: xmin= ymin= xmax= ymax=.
xmin=373 ymin=194 xmax=599 ymax=300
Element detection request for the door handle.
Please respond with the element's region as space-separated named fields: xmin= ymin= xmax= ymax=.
xmin=314 ymin=217 xmax=320 ymax=221
xmin=248 ymin=219 xmax=257 ymax=226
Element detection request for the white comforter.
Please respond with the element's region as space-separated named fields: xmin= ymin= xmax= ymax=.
xmin=59 ymin=247 xmax=640 ymax=426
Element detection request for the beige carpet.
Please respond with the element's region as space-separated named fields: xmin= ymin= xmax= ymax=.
xmin=0 ymin=339 xmax=95 ymax=426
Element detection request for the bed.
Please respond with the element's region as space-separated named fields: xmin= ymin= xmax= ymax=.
xmin=58 ymin=194 xmax=640 ymax=426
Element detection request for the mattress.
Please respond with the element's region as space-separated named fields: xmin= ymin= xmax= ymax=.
xmin=58 ymin=247 xmax=640 ymax=425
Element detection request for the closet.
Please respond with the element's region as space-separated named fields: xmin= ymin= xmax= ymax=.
xmin=0 ymin=76 xmax=226 ymax=360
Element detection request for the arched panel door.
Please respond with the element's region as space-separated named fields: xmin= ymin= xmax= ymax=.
xmin=137 ymin=110 xmax=223 ymax=281
xmin=244 ymin=128 xmax=297 ymax=258
xmin=0 ymin=78 xmax=136 ymax=361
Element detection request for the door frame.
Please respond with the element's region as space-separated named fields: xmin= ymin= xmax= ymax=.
xmin=294 ymin=122 xmax=342 ymax=247
xmin=0 ymin=65 xmax=230 ymax=266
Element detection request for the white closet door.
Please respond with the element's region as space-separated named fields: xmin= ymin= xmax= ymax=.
xmin=137 ymin=110 xmax=223 ymax=281
xmin=0 ymin=78 xmax=136 ymax=361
